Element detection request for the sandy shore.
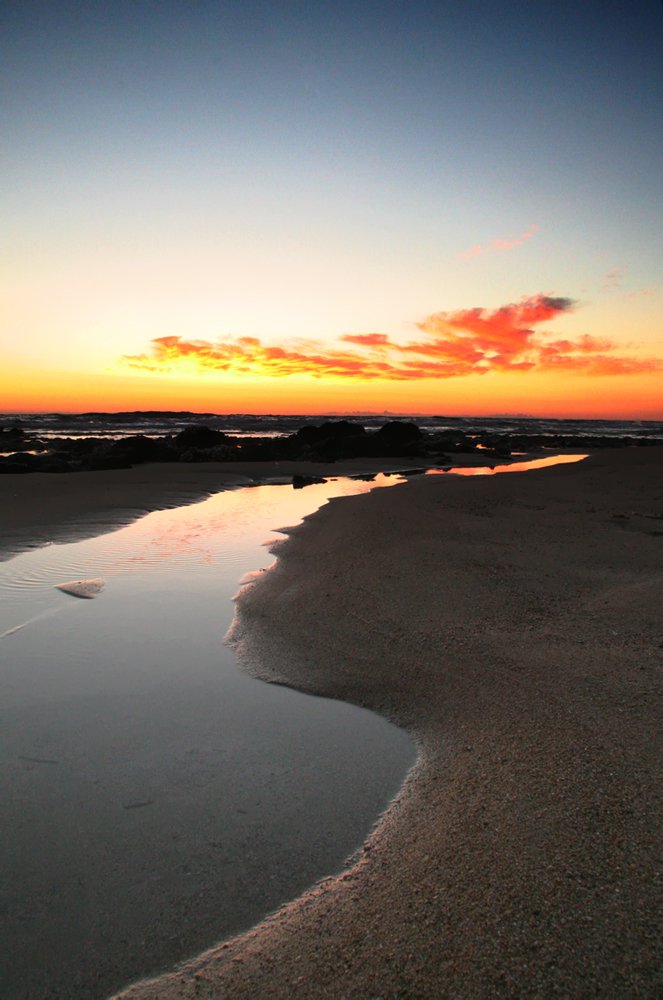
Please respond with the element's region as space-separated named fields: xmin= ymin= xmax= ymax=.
xmin=3 ymin=450 xmax=661 ymax=997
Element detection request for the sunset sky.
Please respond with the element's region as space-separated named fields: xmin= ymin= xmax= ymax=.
xmin=2 ymin=0 xmax=662 ymax=417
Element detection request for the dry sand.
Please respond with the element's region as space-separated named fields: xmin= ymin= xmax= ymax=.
xmin=2 ymin=450 xmax=661 ymax=997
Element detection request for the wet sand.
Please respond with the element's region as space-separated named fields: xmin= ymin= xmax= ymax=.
xmin=3 ymin=450 xmax=661 ymax=997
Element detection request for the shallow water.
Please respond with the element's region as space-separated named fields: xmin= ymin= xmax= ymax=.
xmin=428 ymin=452 xmax=587 ymax=476
xmin=0 ymin=473 xmax=416 ymax=1000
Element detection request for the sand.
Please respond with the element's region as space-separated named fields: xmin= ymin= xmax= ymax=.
xmin=2 ymin=450 xmax=661 ymax=997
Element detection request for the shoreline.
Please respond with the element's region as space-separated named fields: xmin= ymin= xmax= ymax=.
xmin=3 ymin=448 xmax=660 ymax=997
xmin=112 ymin=447 xmax=661 ymax=998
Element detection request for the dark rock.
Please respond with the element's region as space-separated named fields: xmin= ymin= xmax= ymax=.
xmin=6 ymin=451 xmax=40 ymax=466
xmin=85 ymin=435 xmax=177 ymax=469
xmin=376 ymin=421 xmax=422 ymax=444
xmin=370 ymin=421 xmax=424 ymax=457
xmin=0 ymin=459 xmax=31 ymax=473
xmin=431 ymin=430 xmax=471 ymax=451
xmin=295 ymin=420 xmax=366 ymax=444
xmin=0 ymin=426 xmax=26 ymax=442
xmin=291 ymin=421 xmax=368 ymax=462
xmin=204 ymin=444 xmax=241 ymax=461
xmin=39 ymin=457 xmax=73 ymax=473
xmin=235 ymin=439 xmax=283 ymax=461
xmin=85 ymin=447 xmax=133 ymax=470
xmin=174 ymin=426 xmax=228 ymax=449
xmin=292 ymin=474 xmax=326 ymax=489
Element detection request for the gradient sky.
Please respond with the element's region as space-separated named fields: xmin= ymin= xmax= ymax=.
xmin=2 ymin=0 xmax=662 ymax=416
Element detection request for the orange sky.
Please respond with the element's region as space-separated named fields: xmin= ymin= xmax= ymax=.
xmin=4 ymin=293 xmax=661 ymax=418
xmin=4 ymin=362 xmax=663 ymax=420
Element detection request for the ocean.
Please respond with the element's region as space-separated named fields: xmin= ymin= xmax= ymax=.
xmin=3 ymin=411 xmax=663 ymax=442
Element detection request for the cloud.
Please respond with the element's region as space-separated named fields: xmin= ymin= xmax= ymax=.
xmin=460 ymin=223 xmax=539 ymax=260
xmin=341 ymin=333 xmax=392 ymax=347
xmin=122 ymin=294 xmax=663 ymax=382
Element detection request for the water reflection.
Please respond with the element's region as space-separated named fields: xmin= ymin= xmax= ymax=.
xmin=427 ymin=452 xmax=588 ymax=476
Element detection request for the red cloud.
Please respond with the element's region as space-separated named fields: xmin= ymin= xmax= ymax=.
xmin=122 ymin=295 xmax=663 ymax=382
xmin=341 ymin=333 xmax=392 ymax=347
xmin=461 ymin=223 xmax=539 ymax=260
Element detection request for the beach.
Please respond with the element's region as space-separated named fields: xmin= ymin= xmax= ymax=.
xmin=2 ymin=449 xmax=661 ymax=997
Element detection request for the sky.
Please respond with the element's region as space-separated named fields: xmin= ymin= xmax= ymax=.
xmin=2 ymin=0 xmax=662 ymax=417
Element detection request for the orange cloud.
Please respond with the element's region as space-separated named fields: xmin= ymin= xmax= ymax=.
xmin=122 ymin=294 xmax=663 ymax=382
xmin=461 ymin=223 xmax=539 ymax=260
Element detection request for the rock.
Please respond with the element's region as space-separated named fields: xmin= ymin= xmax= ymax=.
xmin=371 ymin=421 xmax=424 ymax=457
xmin=86 ymin=435 xmax=177 ymax=469
xmin=292 ymin=421 xmax=368 ymax=461
xmin=174 ymin=426 xmax=228 ymax=449
xmin=292 ymin=474 xmax=327 ymax=489
xmin=56 ymin=578 xmax=105 ymax=599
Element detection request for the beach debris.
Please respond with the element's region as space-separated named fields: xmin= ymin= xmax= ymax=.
xmin=55 ymin=578 xmax=105 ymax=599
xmin=123 ymin=799 xmax=154 ymax=810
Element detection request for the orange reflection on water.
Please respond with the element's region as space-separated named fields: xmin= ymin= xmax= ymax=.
xmin=428 ymin=453 xmax=588 ymax=477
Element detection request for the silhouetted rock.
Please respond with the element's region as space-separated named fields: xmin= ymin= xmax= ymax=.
xmin=236 ymin=439 xmax=284 ymax=461
xmin=295 ymin=420 xmax=366 ymax=444
xmin=373 ymin=421 xmax=423 ymax=455
xmin=205 ymin=444 xmax=241 ymax=461
xmin=292 ymin=474 xmax=326 ymax=489
xmin=6 ymin=451 xmax=40 ymax=467
xmin=430 ymin=430 xmax=474 ymax=452
xmin=86 ymin=447 xmax=133 ymax=471
xmin=377 ymin=421 xmax=421 ymax=442
xmin=178 ymin=443 xmax=239 ymax=462
xmin=86 ymin=435 xmax=177 ymax=470
xmin=175 ymin=426 xmax=228 ymax=449
xmin=292 ymin=421 xmax=368 ymax=461
xmin=0 ymin=426 xmax=26 ymax=443
xmin=0 ymin=458 xmax=31 ymax=473
xmin=39 ymin=457 xmax=73 ymax=473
